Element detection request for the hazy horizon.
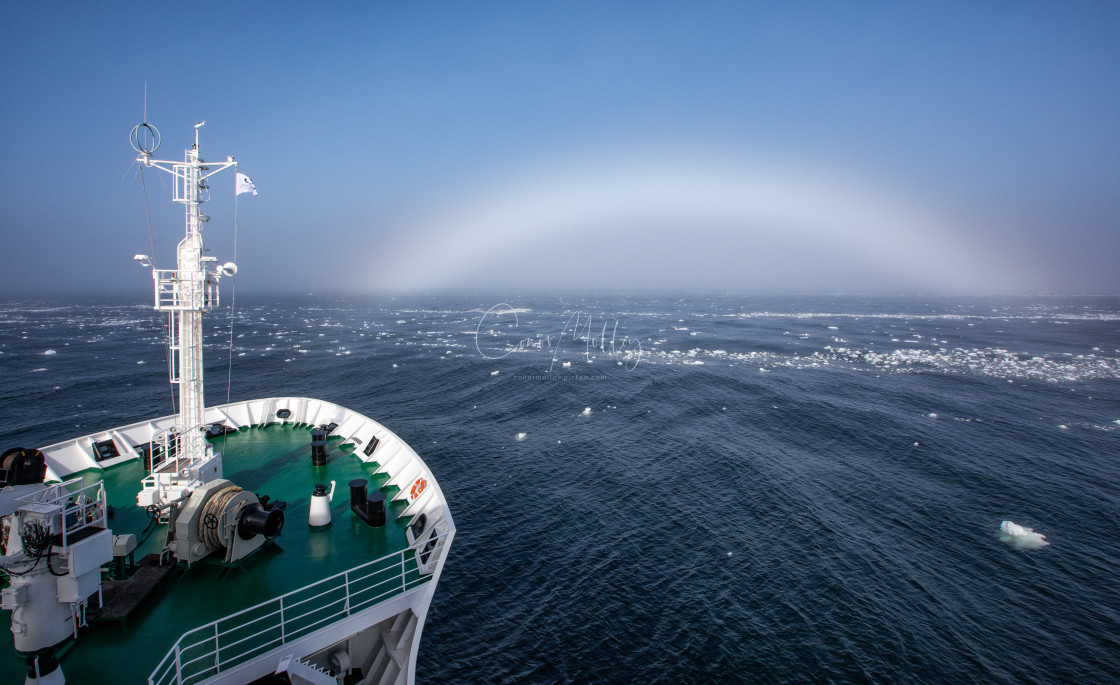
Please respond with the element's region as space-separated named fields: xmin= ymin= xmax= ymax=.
xmin=3 ymin=3 xmax=1119 ymax=297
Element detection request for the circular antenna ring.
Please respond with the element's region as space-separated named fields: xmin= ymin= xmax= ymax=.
xmin=130 ymin=122 xmax=161 ymax=154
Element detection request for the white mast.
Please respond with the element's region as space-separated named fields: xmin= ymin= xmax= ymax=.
xmin=131 ymin=121 xmax=238 ymax=509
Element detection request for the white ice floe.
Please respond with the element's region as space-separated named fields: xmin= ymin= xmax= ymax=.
xmin=515 ymin=433 xmax=527 ymax=441
xmin=1000 ymin=520 xmax=1049 ymax=548
xmin=580 ymin=407 xmax=591 ymax=417
xmin=43 ymin=349 xmax=57 ymax=355
xmin=491 ymin=370 xmax=500 ymax=376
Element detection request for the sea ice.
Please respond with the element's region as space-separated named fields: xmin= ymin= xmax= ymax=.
xmin=580 ymin=407 xmax=591 ymax=416
xmin=515 ymin=432 xmax=527 ymax=441
xmin=1000 ymin=520 xmax=1049 ymax=548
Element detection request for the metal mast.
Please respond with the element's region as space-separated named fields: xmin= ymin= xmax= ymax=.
xmin=131 ymin=122 xmax=238 ymax=507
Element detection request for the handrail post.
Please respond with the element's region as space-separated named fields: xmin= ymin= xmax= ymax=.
xmin=400 ymin=549 xmax=407 ymax=592
xmin=213 ymin=622 xmax=220 ymax=674
xmin=280 ymin=596 xmax=286 ymax=644
xmin=174 ymin=643 xmax=182 ymax=685
xmin=344 ymin=570 xmax=351 ymax=616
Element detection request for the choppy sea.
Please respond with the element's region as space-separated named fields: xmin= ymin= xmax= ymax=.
xmin=2 ymin=292 xmax=1119 ymax=684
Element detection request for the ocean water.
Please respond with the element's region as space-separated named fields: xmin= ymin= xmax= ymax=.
xmin=2 ymin=292 xmax=1119 ymax=684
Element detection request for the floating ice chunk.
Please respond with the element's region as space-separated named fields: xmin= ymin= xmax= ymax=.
xmin=1000 ymin=520 xmax=1049 ymax=548
xmin=580 ymin=407 xmax=591 ymax=417
xmin=927 ymin=412 xmax=938 ymax=418
xmin=137 ymin=360 xmax=145 ymax=364
xmin=515 ymin=432 xmax=527 ymax=441
xmin=43 ymin=349 xmax=56 ymax=355
xmin=32 ymin=368 xmax=47 ymax=372
xmin=491 ymin=370 xmax=500 ymax=376
xmin=562 ymin=361 xmax=571 ymax=367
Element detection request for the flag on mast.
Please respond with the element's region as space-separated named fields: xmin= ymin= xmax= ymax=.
xmin=235 ymin=172 xmax=258 ymax=196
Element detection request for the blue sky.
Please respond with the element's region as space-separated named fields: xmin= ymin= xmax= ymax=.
xmin=2 ymin=2 xmax=1118 ymax=295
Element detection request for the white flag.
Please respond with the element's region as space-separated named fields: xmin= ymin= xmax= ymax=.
xmin=235 ymin=172 xmax=258 ymax=196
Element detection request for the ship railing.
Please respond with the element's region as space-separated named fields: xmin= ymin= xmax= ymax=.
xmin=148 ymin=533 xmax=449 ymax=685
xmin=15 ymin=477 xmax=106 ymax=546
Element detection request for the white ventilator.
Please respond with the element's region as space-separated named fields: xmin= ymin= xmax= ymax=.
xmin=309 ymin=481 xmax=336 ymax=528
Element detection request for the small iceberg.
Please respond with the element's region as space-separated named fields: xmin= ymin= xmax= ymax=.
xmin=515 ymin=432 xmax=527 ymax=441
xmin=580 ymin=407 xmax=591 ymax=417
xmin=1000 ymin=520 xmax=1049 ymax=548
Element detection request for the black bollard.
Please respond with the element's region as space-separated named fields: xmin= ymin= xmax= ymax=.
xmin=311 ymin=429 xmax=328 ymax=466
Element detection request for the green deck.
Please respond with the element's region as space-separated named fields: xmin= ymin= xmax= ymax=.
xmin=1 ymin=424 xmax=414 ymax=684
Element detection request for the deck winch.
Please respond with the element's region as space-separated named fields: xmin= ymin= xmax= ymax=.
xmin=0 ymin=448 xmax=47 ymax=488
xmin=169 ymin=478 xmax=285 ymax=565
